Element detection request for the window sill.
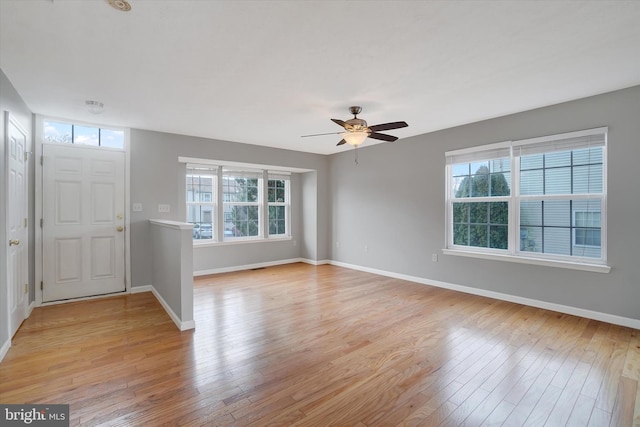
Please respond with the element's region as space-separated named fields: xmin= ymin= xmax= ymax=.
xmin=194 ymin=236 xmax=292 ymax=248
xmin=441 ymin=248 xmax=611 ymax=273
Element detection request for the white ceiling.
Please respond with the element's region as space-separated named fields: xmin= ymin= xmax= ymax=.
xmin=1 ymin=1 xmax=639 ymax=155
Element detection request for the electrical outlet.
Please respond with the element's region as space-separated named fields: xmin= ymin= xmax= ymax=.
xmin=158 ymin=204 xmax=171 ymax=213
xmin=336 ymin=241 xmax=340 ymax=248
xmin=364 ymin=245 xmax=369 ymax=253
xmin=432 ymin=253 xmax=438 ymax=262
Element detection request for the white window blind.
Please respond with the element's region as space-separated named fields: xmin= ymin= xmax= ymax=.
xmin=513 ymin=128 xmax=606 ymax=157
xmin=445 ymin=142 xmax=511 ymax=165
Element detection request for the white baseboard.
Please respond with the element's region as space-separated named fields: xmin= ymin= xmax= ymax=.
xmin=194 ymin=258 xmax=307 ymax=276
xmin=330 ymin=260 xmax=640 ymax=330
xmin=150 ymin=287 xmax=195 ymax=331
xmin=130 ymin=285 xmax=153 ymax=294
xmin=27 ymin=301 xmax=35 ymax=318
xmin=130 ymin=284 xmax=193 ymax=331
xmin=300 ymin=258 xmax=331 ymax=266
xmin=0 ymin=338 xmax=10 ymax=363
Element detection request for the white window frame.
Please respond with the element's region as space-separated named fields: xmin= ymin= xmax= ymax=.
xmin=444 ymin=127 xmax=610 ymax=273
xmin=222 ymin=169 xmax=263 ymax=240
xmin=42 ymin=119 xmax=125 ymax=149
xmin=267 ymin=172 xmax=291 ymax=238
xmin=186 ymin=164 xmax=217 ymax=243
xmin=180 ymin=157 xmax=297 ymax=246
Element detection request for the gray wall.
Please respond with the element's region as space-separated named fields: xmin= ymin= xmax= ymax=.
xmin=0 ymin=69 xmax=34 ymax=349
xmin=329 ymin=85 xmax=640 ymax=321
xmin=129 ymin=129 xmax=329 ymax=287
xmin=150 ymin=221 xmax=193 ymax=325
xmin=300 ymin=171 xmax=318 ymax=260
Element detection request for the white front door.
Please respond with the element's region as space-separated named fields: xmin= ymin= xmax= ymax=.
xmin=42 ymin=144 xmax=125 ymax=302
xmin=6 ymin=113 xmax=29 ymax=337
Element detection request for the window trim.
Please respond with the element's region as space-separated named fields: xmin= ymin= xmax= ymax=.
xmin=186 ymin=164 xmax=218 ymax=244
xmin=444 ymin=127 xmax=610 ymax=273
xmin=267 ymin=172 xmax=291 ymax=238
xmin=222 ymin=172 xmax=262 ymax=240
xmin=42 ymin=118 xmax=126 ymax=150
xmin=180 ymin=157 xmax=298 ymax=246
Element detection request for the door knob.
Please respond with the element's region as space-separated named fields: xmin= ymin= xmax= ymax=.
xmin=116 ymin=226 xmax=124 ymax=232
xmin=9 ymin=239 xmax=20 ymax=246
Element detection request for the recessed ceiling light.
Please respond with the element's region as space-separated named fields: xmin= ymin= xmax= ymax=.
xmin=107 ymin=0 xmax=132 ymax=12
xmin=86 ymin=100 xmax=104 ymax=114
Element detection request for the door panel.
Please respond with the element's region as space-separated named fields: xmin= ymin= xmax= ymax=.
xmin=6 ymin=113 xmax=28 ymax=337
xmin=43 ymin=144 xmax=125 ymax=302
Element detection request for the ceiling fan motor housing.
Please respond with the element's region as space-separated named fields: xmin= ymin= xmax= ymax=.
xmin=345 ymin=117 xmax=368 ymax=132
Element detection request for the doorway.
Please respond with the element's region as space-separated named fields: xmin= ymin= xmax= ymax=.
xmin=5 ymin=112 xmax=29 ymax=336
xmin=41 ymin=143 xmax=126 ymax=302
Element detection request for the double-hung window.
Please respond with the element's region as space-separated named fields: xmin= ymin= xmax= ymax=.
xmin=223 ymin=170 xmax=262 ymax=238
xmin=267 ymin=172 xmax=290 ymax=237
xmin=187 ymin=165 xmax=217 ymax=241
xmin=184 ymin=158 xmax=294 ymax=243
xmin=445 ymin=127 xmax=607 ymax=270
xmin=448 ymin=145 xmax=512 ymax=250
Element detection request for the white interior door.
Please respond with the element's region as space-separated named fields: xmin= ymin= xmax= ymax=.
xmin=6 ymin=113 xmax=29 ymax=337
xmin=42 ymin=144 xmax=125 ymax=302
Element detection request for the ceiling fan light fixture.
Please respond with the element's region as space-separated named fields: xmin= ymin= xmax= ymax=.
xmin=342 ymin=131 xmax=369 ymax=146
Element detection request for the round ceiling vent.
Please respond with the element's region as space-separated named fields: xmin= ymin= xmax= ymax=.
xmin=107 ymin=0 xmax=132 ymax=12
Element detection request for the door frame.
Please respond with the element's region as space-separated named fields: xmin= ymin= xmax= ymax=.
xmin=34 ymin=115 xmax=131 ymax=306
xmin=5 ymin=111 xmax=29 ymax=333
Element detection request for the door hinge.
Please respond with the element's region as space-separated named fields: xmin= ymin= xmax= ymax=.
xmin=40 ymin=218 xmax=43 ymax=228
xmin=40 ymin=281 xmax=43 ymax=291
xmin=24 ymin=218 xmax=28 ymax=227
xmin=24 ymin=283 xmax=28 ymax=294
xmin=24 ymin=152 xmax=29 ymax=162
xmin=40 ymin=155 xmax=43 ymax=166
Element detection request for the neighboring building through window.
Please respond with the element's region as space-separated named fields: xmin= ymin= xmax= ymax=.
xmin=223 ymin=171 xmax=261 ymax=238
xmin=446 ymin=127 xmax=607 ymax=266
xmin=185 ymin=163 xmax=291 ymax=243
xmin=187 ymin=165 xmax=217 ymax=240
xmin=267 ymin=172 xmax=290 ymax=236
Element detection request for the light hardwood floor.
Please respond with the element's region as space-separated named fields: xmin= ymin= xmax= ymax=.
xmin=1 ymin=263 xmax=639 ymax=426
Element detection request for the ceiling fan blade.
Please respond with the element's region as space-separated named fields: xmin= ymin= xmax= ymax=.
xmin=331 ymin=118 xmax=347 ymax=128
xmin=368 ymin=121 xmax=408 ymax=132
xmin=336 ymin=139 xmax=347 ymax=146
xmin=368 ymin=132 xmax=398 ymax=142
xmin=331 ymin=119 xmax=354 ymax=131
xmin=301 ymin=132 xmax=342 ymax=138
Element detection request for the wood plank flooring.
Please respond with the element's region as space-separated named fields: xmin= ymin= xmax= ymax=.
xmin=1 ymin=263 xmax=639 ymax=426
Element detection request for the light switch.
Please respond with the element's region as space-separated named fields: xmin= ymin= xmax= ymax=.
xmin=158 ymin=204 xmax=171 ymax=213
xmin=132 ymin=203 xmax=142 ymax=212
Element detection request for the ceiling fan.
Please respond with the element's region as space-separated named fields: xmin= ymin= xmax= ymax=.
xmin=302 ymin=106 xmax=408 ymax=147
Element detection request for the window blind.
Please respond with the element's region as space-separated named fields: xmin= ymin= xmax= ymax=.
xmin=513 ymin=128 xmax=606 ymax=157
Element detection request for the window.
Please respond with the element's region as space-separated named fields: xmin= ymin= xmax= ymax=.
xmin=43 ymin=120 xmax=124 ymax=149
xmin=573 ymin=211 xmax=601 ymax=247
xmin=223 ymin=170 xmax=261 ymax=238
xmin=446 ymin=128 xmax=607 ymax=268
xmin=267 ymin=172 xmax=290 ymax=236
xmin=187 ymin=165 xmax=217 ymax=241
xmin=184 ymin=160 xmax=293 ymax=243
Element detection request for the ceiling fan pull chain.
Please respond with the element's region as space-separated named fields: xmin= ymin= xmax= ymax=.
xmin=354 ymin=146 xmax=359 ymax=165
